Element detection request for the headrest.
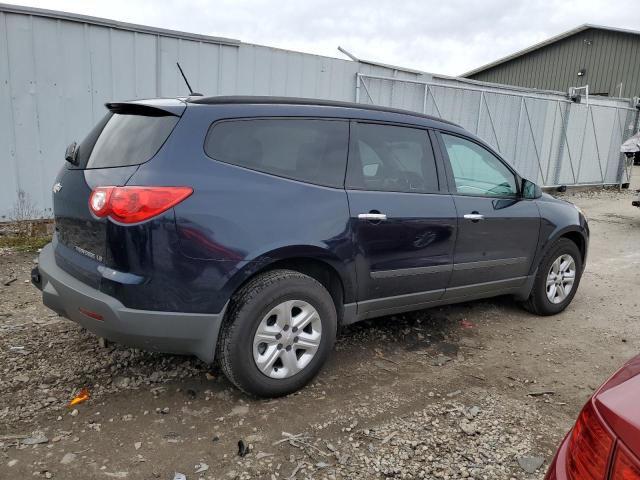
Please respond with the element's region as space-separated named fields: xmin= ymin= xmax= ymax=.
xmin=296 ymin=142 xmax=324 ymax=177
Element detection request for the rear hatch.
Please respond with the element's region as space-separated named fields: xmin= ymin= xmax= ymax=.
xmin=52 ymin=100 xmax=185 ymax=287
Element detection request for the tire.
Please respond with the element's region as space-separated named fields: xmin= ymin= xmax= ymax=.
xmin=217 ymin=269 xmax=337 ymax=397
xmin=523 ymin=238 xmax=583 ymax=316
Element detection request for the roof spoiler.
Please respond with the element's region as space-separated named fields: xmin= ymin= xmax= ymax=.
xmin=105 ymin=99 xmax=186 ymax=117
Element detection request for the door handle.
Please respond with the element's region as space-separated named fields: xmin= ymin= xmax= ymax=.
xmin=463 ymin=213 xmax=485 ymax=222
xmin=358 ymin=213 xmax=387 ymax=221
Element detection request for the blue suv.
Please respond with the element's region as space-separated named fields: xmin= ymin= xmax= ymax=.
xmin=33 ymin=96 xmax=589 ymax=396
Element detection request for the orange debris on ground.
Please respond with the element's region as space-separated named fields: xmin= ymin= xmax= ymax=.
xmin=68 ymin=388 xmax=90 ymax=407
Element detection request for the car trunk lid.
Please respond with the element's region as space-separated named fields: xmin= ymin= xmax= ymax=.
xmin=594 ymin=354 xmax=640 ymax=458
xmin=53 ymin=100 xmax=185 ymax=286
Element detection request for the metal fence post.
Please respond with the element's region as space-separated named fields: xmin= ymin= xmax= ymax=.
xmin=588 ymin=106 xmax=605 ymax=184
xmin=481 ymin=94 xmax=503 ymax=154
xmin=522 ymin=98 xmax=545 ymax=183
xmin=423 ymin=84 xmax=428 ymax=114
xmin=476 ymin=91 xmax=483 ymax=135
xmin=426 ymin=85 xmax=443 ymax=118
xmin=575 ymin=104 xmax=592 ymax=183
xmin=544 ymin=102 xmax=559 ymax=186
xmin=554 ymin=102 xmax=576 ymax=185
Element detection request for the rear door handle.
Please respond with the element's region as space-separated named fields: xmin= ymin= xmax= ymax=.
xmin=358 ymin=213 xmax=387 ymax=221
xmin=463 ymin=213 xmax=485 ymax=221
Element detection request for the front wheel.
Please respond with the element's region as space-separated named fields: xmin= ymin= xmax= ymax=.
xmin=522 ymin=238 xmax=583 ymax=316
xmin=217 ymin=269 xmax=337 ymax=397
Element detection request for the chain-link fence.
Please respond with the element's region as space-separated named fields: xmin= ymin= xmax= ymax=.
xmin=356 ymin=73 xmax=639 ymax=187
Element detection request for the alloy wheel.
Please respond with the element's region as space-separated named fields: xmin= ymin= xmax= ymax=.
xmin=546 ymin=254 xmax=576 ymax=304
xmin=252 ymin=300 xmax=322 ymax=379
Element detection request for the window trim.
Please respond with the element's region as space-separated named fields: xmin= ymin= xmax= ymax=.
xmin=434 ymin=130 xmax=522 ymax=199
xmin=203 ymin=116 xmax=351 ymax=189
xmin=345 ymin=120 xmax=443 ymax=195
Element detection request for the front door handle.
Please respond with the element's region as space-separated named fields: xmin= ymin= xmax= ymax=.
xmin=463 ymin=213 xmax=485 ymax=222
xmin=358 ymin=213 xmax=387 ymax=221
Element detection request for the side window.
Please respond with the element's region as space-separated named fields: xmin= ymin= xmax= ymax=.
xmin=441 ymin=134 xmax=517 ymax=197
xmin=347 ymin=123 xmax=438 ymax=193
xmin=204 ymin=119 xmax=348 ymax=188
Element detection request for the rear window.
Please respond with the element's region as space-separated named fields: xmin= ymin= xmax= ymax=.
xmin=204 ymin=119 xmax=349 ymax=188
xmin=78 ymin=113 xmax=178 ymax=169
xmin=74 ymin=113 xmax=112 ymax=168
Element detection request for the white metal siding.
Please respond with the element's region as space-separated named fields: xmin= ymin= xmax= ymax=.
xmin=0 ymin=5 xmax=637 ymax=219
xmin=1 ymin=7 xmax=411 ymax=218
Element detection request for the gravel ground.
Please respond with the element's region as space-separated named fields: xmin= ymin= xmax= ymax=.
xmin=1 ymin=176 xmax=639 ymax=480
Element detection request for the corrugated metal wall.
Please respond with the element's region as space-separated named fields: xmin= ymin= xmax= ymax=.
xmin=1 ymin=4 xmax=638 ymax=220
xmin=0 ymin=4 xmax=424 ymax=219
xmin=467 ymin=28 xmax=640 ymax=98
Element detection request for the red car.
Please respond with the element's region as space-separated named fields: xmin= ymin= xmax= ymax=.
xmin=546 ymin=354 xmax=640 ymax=479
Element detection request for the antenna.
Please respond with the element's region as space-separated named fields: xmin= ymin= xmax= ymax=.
xmin=176 ymin=62 xmax=203 ymax=96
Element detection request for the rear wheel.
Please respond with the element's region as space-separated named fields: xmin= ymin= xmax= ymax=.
xmin=523 ymin=238 xmax=583 ymax=316
xmin=218 ymin=269 xmax=337 ymax=397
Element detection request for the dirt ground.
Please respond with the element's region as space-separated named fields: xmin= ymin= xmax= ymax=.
xmin=1 ymin=174 xmax=639 ymax=480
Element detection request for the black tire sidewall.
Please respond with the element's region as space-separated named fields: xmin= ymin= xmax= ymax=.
xmin=225 ymin=274 xmax=336 ymax=397
xmin=534 ymin=239 xmax=583 ymax=315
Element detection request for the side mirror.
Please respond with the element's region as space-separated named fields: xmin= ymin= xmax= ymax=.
xmin=522 ymin=178 xmax=542 ymax=199
xmin=65 ymin=142 xmax=79 ymax=166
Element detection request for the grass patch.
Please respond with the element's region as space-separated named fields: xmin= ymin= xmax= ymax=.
xmin=0 ymin=235 xmax=51 ymax=252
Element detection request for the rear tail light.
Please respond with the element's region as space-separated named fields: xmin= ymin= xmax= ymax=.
xmin=611 ymin=444 xmax=640 ymax=480
xmin=89 ymin=186 xmax=192 ymax=224
xmin=566 ymin=400 xmax=614 ymax=480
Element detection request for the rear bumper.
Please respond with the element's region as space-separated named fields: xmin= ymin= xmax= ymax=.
xmin=35 ymin=243 xmax=225 ymax=363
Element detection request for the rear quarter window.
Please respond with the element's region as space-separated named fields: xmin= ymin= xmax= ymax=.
xmin=204 ymin=118 xmax=349 ymax=188
xmin=84 ymin=113 xmax=179 ymax=169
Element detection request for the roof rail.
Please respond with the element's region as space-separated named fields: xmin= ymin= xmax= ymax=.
xmin=187 ymin=95 xmax=458 ymax=126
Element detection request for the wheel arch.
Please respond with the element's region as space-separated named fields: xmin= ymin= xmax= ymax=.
xmin=559 ymin=230 xmax=586 ymax=265
xmin=223 ymin=246 xmax=356 ymax=322
xmin=532 ymin=226 xmax=588 ymax=276
xmin=520 ymin=226 xmax=587 ymax=314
